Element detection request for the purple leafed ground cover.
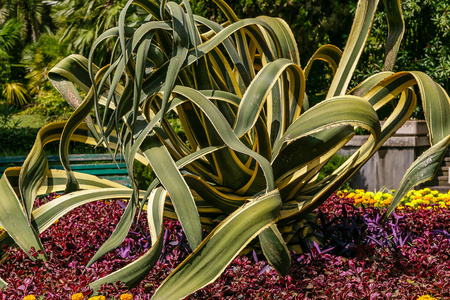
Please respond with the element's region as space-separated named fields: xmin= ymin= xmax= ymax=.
xmin=1 ymin=193 xmax=449 ymax=299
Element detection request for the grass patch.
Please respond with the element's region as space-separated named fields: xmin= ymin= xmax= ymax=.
xmin=11 ymin=114 xmax=46 ymax=129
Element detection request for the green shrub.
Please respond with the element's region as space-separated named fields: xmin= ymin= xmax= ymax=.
xmin=133 ymin=160 xmax=155 ymax=190
xmin=21 ymin=89 xmax=72 ymax=122
xmin=0 ymin=103 xmax=19 ymax=128
xmin=0 ymin=126 xmax=39 ymax=156
xmin=317 ymin=154 xmax=349 ymax=183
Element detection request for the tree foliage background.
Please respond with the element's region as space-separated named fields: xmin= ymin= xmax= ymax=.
xmin=0 ymin=0 xmax=448 ymax=115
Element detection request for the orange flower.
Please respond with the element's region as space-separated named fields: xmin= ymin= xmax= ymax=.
xmin=354 ymin=198 xmax=363 ymax=204
xmin=23 ymin=296 xmax=36 ymax=300
xmin=120 ymin=294 xmax=133 ymax=300
xmin=72 ymin=293 xmax=84 ymax=300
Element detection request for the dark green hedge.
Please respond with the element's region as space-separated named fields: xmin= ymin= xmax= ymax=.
xmin=193 ymin=0 xmax=354 ymax=66
xmin=0 ymin=126 xmax=40 ymax=156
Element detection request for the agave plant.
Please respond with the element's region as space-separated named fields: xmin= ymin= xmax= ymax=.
xmin=1 ymin=0 xmax=450 ymax=297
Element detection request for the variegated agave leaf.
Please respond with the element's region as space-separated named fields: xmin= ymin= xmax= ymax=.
xmin=1 ymin=0 xmax=449 ymax=296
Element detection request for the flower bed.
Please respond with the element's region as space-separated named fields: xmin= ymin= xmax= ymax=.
xmin=1 ymin=191 xmax=449 ymax=299
xmin=339 ymin=188 xmax=450 ymax=210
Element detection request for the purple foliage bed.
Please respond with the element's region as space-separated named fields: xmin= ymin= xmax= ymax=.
xmin=1 ymin=193 xmax=449 ymax=299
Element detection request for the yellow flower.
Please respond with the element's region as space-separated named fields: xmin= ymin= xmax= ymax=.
xmin=120 ymin=294 xmax=133 ymax=300
xmin=343 ymin=188 xmax=449 ymax=210
xmin=23 ymin=296 xmax=36 ymax=300
xmin=424 ymin=195 xmax=433 ymax=200
xmin=72 ymin=293 xmax=84 ymax=300
xmin=89 ymin=296 xmax=106 ymax=300
xmin=416 ymin=295 xmax=437 ymax=300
